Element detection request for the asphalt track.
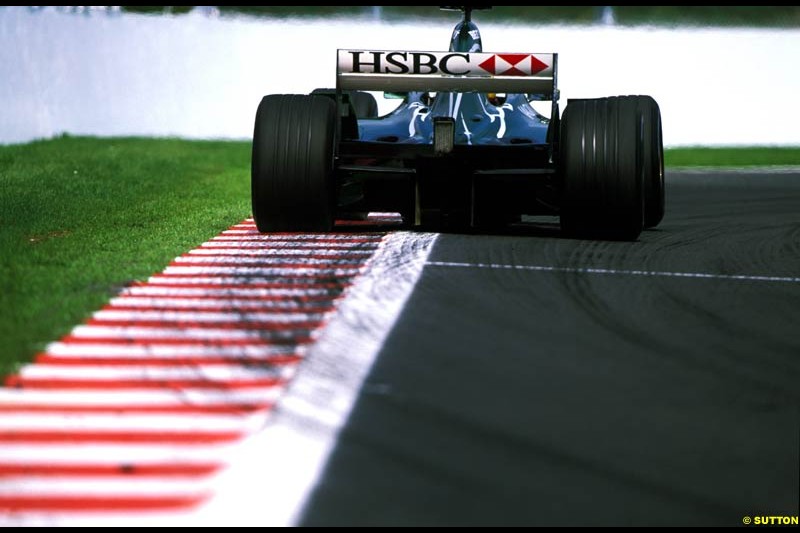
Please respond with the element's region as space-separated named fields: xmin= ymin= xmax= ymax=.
xmin=298 ymin=170 xmax=800 ymax=526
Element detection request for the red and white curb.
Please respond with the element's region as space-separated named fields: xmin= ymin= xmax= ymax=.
xmin=0 ymin=216 xmax=437 ymax=526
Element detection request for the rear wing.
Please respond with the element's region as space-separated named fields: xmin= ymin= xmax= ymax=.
xmin=337 ymin=50 xmax=558 ymax=96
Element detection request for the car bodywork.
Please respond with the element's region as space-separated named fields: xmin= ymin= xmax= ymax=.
xmin=332 ymin=10 xmax=560 ymax=229
xmin=251 ymin=6 xmax=664 ymax=240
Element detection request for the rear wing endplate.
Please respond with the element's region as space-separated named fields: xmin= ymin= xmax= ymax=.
xmin=337 ymin=50 xmax=557 ymax=96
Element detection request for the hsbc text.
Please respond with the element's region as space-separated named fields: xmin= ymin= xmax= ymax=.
xmin=348 ymin=51 xmax=471 ymax=75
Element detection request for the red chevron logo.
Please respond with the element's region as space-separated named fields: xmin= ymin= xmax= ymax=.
xmin=478 ymin=54 xmax=549 ymax=76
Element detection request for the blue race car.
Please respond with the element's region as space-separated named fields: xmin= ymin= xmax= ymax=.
xmin=251 ymin=6 xmax=664 ymax=240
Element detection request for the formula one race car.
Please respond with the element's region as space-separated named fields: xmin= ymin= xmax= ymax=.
xmin=251 ymin=6 xmax=664 ymax=240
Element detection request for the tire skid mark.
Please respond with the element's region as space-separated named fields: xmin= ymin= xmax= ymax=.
xmin=0 ymin=218 xmax=384 ymax=519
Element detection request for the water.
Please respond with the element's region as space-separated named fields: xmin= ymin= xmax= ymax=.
xmin=2 ymin=6 xmax=799 ymax=146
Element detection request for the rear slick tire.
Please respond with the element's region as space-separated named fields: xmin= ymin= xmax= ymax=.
xmin=560 ymin=96 xmax=646 ymax=241
xmin=639 ymin=96 xmax=665 ymax=228
xmin=251 ymin=94 xmax=336 ymax=232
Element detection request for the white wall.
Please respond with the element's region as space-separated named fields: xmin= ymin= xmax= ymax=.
xmin=2 ymin=7 xmax=799 ymax=146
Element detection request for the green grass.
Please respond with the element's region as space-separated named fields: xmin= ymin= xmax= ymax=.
xmin=1 ymin=138 xmax=798 ymax=374
xmin=665 ymin=147 xmax=800 ymax=167
xmin=0 ymin=136 xmax=251 ymax=374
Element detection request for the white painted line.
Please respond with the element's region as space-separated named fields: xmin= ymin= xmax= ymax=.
xmin=426 ymin=261 xmax=800 ymax=284
xmin=197 ymin=232 xmax=439 ymax=526
xmin=92 ymin=310 xmax=326 ymax=323
xmin=217 ymin=231 xmax=380 ymax=240
xmin=0 ymin=478 xmax=213 ymax=496
xmin=107 ymin=297 xmax=328 ymax=309
xmin=187 ymin=248 xmax=373 ymax=256
xmin=0 ymin=388 xmax=284 ymax=406
xmin=0 ymin=412 xmax=263 ymax=431
xmin=0 ymin=458 xmax=219 ymax=471
xmin=45 ymin=343 xmax=299 ymax=358
xmin=162 ymin=266 xmax=363 ymax=276
xmin=0 ymin=443 xmax=236 ymax=464
xmin=172 ymin=256 xmax=365 ymax=266
xmin=121 ymin=286 xmax=339 ymax=297
xmin=70 ymin=326 xmax=310 ymax=341
xmin=202 ymin=240 xmax=378 ymax=248
xmin=17 ymin=364 xmax=292 ymax=382
xmin=145 ymin=276 xmax=351 ymax=286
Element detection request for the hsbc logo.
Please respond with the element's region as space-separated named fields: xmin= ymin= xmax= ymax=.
xmin=348 ymin=51 xmax=471 ymax=75
xmin=341 ymin=51 xmax=550 ymax=77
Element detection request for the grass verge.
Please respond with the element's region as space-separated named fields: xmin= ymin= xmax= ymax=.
xmin=0 ymin=136 xmax=250 ymax=374
xmin=665 ymin=147 xmax=800 ymax=167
